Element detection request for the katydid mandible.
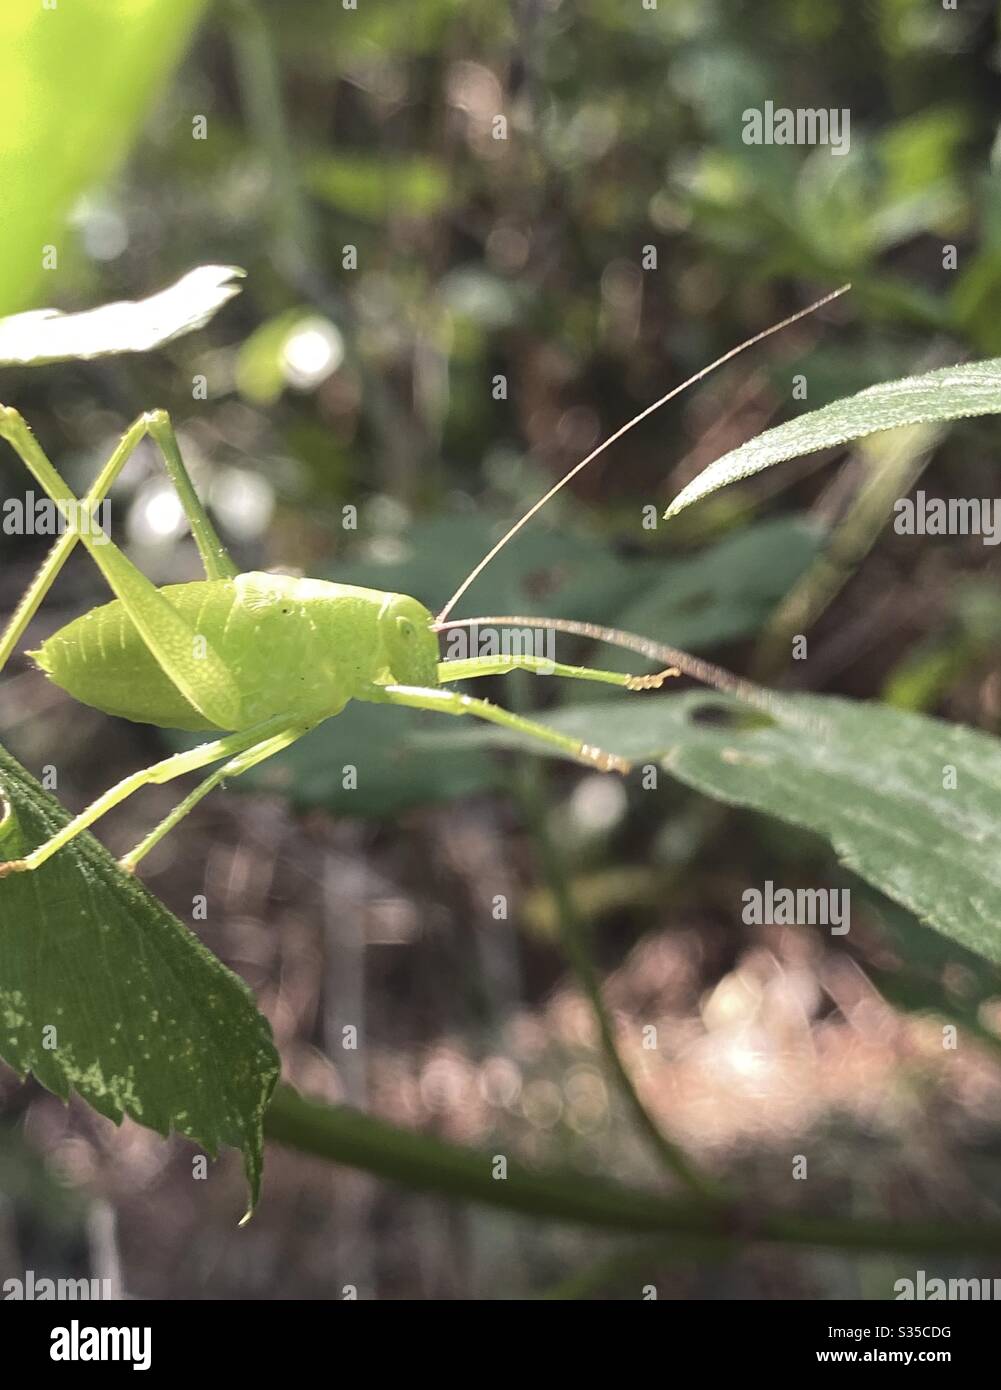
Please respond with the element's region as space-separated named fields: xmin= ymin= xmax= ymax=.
xmin=0 ymin=286 xmax=847 ymax=878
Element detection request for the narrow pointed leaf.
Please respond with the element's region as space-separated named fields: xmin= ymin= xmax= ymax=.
xmin=0 ymin=0 xmax=209 ymax=316
xmin=665 ymin=359 xmax=1001 ymax=518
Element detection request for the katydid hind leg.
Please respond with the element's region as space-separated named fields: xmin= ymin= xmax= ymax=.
xmin=0 ymin=407 xmax=243 ymax=729
xmin=0 ymin=415 xmax=153 ymax=675
xmin=0 ymin=715 xmax=299 ymax=877
xmin=119 ymin=723 xmax=308 ymax=873
xmin=0 ymin=409 xmax=237 ymax=677
xmin=142 ymin=410 xmax=238 ymax=581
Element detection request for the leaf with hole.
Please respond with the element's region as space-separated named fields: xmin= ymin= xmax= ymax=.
xmin=447 ymin=690 xmax=1001 ymax=966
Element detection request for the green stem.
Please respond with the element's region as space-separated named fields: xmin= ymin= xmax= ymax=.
xmin=227 ymin=0 xmax=315 ymax=272
xmin=509 ymin=758 xmax=720 ymax=1200
xmin=264 ymin=1085 xmax=1001 ymax=1256
xmin=265 ymin=1084 xmax=717 ymax=1235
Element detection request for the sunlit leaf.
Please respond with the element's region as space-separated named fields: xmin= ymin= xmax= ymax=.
xmin=0 ymin=265 xmax=244 ymax=365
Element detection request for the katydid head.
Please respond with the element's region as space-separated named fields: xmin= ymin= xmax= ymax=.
xmin=379 ymin=593 xmax=440 ymax=686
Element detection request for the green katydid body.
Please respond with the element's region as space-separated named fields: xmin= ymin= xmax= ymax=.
xmin=31 ymin=574 xmax=440 ymax=733
xmin=0 ymin=289 xmax=840 ymax=877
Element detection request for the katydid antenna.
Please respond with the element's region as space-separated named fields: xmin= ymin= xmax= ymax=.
xmin=434 ymin=284 xmax=850 ymax=627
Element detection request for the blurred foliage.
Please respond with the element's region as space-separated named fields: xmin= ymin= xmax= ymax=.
xmin=0 ymin=0 xmax=208 ymax=315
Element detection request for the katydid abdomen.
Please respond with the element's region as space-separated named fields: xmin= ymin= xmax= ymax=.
xmin=31 ymin=572 xmax=438 ymax=733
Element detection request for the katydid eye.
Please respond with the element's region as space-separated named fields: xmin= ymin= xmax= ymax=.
xmin=396 ymin=616 xmax=416 ymax=639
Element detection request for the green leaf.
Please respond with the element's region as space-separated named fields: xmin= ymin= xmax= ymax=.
xmin=448 ymin=691 xmax=1001 ymax=967
xmin=854 ymin=893 xmax=1001 ymax=1056
xmin=0 ymin=265 xmax=244 ymax=365
xmin=665 ymin=358 xmax=1001 ymax=518
xmin=0 ymin=744 xmax=279 ymax=1216
xmin=0 ymin=0 xmax=209 ymax=315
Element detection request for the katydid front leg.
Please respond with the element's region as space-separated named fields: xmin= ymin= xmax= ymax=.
xmin=379 ymin=684 xmax=631 ymax=773
xmin=437 ymin=654 xmax=679 ymax=689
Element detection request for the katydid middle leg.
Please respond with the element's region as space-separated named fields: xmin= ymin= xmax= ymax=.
xmin=379 ymin=684 xmax=631 ymax=773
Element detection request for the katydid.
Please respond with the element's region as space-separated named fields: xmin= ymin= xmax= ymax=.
xmin=0 ymin=286 xmax=847 ymax=878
